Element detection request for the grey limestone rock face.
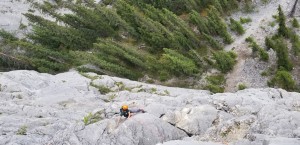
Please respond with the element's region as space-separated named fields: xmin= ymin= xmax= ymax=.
xmin=1 ymin=70 xmax=300 ymax=145
xmin=108 ymin=114 xmax=188 ymax=145
xmin=162 ymin=105 xmax=218 ymax=135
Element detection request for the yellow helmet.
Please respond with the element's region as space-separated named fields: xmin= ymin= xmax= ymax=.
xmin=122 ymin=105 xmax=128 ymax=110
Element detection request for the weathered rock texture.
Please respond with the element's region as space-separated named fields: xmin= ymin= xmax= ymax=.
xmin=0 ymin=70 xmax=300 ymax=145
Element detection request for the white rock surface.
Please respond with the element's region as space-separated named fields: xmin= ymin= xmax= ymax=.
xmin=0 ymin=70 xmax=300 ymax=145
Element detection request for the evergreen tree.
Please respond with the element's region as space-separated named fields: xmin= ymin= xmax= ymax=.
xmin=115 ymin=0 xmax=177 ymax=51
xmin=203 ymin=33 xmax=223 ymax=50
xmin=290 ymin=32 xmax=300 ymax=56
xmin=292 ymin=18 xmax=300 ymax=28
xmin=226 ymin=0 xmax=239 ymax=12
xmin=189 ymin=10 xmax=210 ymax=34
xmin=159 ymin=48 xmax=198 ymax=76
xmin=278 ymin=5 xmax=289 ymax=37
xmin=229 ymin=18 xmax=245 ymax=35
xmin=244 ymin=0 xmax=255 ymax=12
xmin=258 ymin=48 xmax=269 ymax=62
xmin=207 ymin=6 xmax=233 ymax=44
xmin=213 ymin=51 xmax=236 ymax=73
xmin=271 ymin=70 xmax=296 ymax=91
xmin=275 ymin=38 xmax=293 ymax=71
xmin=94 ymin=39 xmax=148 ymax=69
xmin=265 ymin=37 xmax=276 ymax=50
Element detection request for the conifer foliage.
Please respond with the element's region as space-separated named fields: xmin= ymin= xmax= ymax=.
xmin=277 ymin=5 xmax=290 ymax=37
xmin=0 ymin=0 xmax=251 ymax=82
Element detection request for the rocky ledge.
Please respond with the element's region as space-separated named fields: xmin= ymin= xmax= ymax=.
xmin=0 ymin=70 xmax=300 ymax=145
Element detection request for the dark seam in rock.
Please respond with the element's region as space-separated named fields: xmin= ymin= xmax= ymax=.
xmin=168 ymin=122 xmax=193 ymax=137
xmin=159 ymin=114 xmax=165 ymax=118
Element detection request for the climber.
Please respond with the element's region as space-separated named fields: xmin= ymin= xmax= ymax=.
xmin=119 ymin=105 xmax=145 ymax=118
xmin=116 ymin=105 xmax=145 ymax=126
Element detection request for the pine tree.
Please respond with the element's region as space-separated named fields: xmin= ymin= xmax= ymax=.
xmin=207 ymin=6 xmax=233 ymax=44
xmin=159 ymin=48 xmax=198 ymax=76
xmin=229 ymin=18 xmax=245 ymax=35
xmin=213 ymin=51 xmax=237 ymax=73
xmin=275 ymin=38 xmax=293 ymax=71
xmin=258 ymin=48 xmax=269 ymax=61
xmin=292 ymin=18 xmax=300 ymax=28
xmin=278 ymin=5 xmax=289 ymax=37
xmin=271 ymin=70 xmax=296 ymax=91
xmin=189 ymin=10 xmax=210 ymax=34
xmin=203 ymin=33 xmax=223 ymax=50
xmin=115 ymin=0 xmax=177 ymax=51
xmin=265 ymin=37 xmax=276 ymax=50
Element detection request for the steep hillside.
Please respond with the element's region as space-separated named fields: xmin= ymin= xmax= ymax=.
xmin=0 ymin=0 xmax=276 ymax=91
xmin=0 ymin=70 xmax=300 ymax=145
xmin=224 ymin=0 xmax=295 ymax=91
xmin=1 ymin=0 xmax=300 ymax=93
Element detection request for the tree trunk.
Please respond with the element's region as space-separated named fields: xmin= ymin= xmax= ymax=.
xmin=290 ymin=0 xmax=299 ymax=17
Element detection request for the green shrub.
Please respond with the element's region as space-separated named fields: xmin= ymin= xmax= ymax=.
xmin=247 ymin=37 xmax=269 ymax=61
xmin=249 ymin=41 xmax=261 ymax=53
xmin=292 ymin=40 xmax=300 ymax=56
xmin=243 ymin=0 xmax=255 ymax=13
xmin=203 ymin=33 xmax=223 ymax=50
xmin=258 ymin=48 xmax=269 ymax=61
xmin=269 ymin=21 xmax=276 ymax=27
xmin=229 ymin=18 xmax=245 ymax=35
xmin=238 ymin=83 xmax=247 ymax=90
xmin=270 ymin=70 xmax=296 ymax=91
xmin=206 ymin=74 xmax=225 ymax=85
xmin=228 ymin=51 xmax=238 ymax=59
xmin=292 ymin=18 xmax=300 ymax=28
xmin=245 ymin=37 xmax=254 ymax=43
xmin=275 ymin=38 xmax=293 ymax=71
xmin=240 ymin=17 xmax=252 ymax=24
xmin=159 ymin=71 xmax=170 ymax=82
xmin=159 ymin=48 xmax=198 ymax=76
xmin=90 ymin=83 xmax=111 ymax=94
xmin=205 ymin=74 xmax=226 ymax=93
xmin=207 ymin=6 xmax=233 ymax=44
xmin=213 ymin=51 xmax=237 ymax=73
xmin=83 ymin=112 xmax=103 ymax=126
xmin=265 ymin=37 xmax=276 ymax=50
xmin=16 ymin=126 xmax=27 ymax=135
xmin=0 ymin=29 xmax=18 ymax=42
xmin=205 ymin=84 xmax=224 ymax=94
xmin=289 ymin=32 xmax=300 ymax=56
xmin=277 ymin=6 xmax=290 ymax=38
xmin=261 ymin=71 xmax=268 ymax=76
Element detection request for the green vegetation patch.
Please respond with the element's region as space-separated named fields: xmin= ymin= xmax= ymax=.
xmin=246 ymin=37 xmax=269 ymax=61
xmin=238 ymin=83 xmax=247 ymax=90
xmin=240 ymin=17 xmax=252 ymax=24
xmin=16 ymin=126 xmax=27 ymax=135
xmin=230 ymin=18 xmax=245 ymax=35
xmin=268 ymin=70 xmax=296 ymax=91
xmin=212 ymin=51 xmax=237 ymax=73
xmin=0 ymin=0 xmax=260 ymax=89
xmin=90 ymin=82 xmax=111 ymax=94
xmin=205 ymin=74 xmax=225 ymax=93
xmin=83 ymin=112 xmax=103 ymax=126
